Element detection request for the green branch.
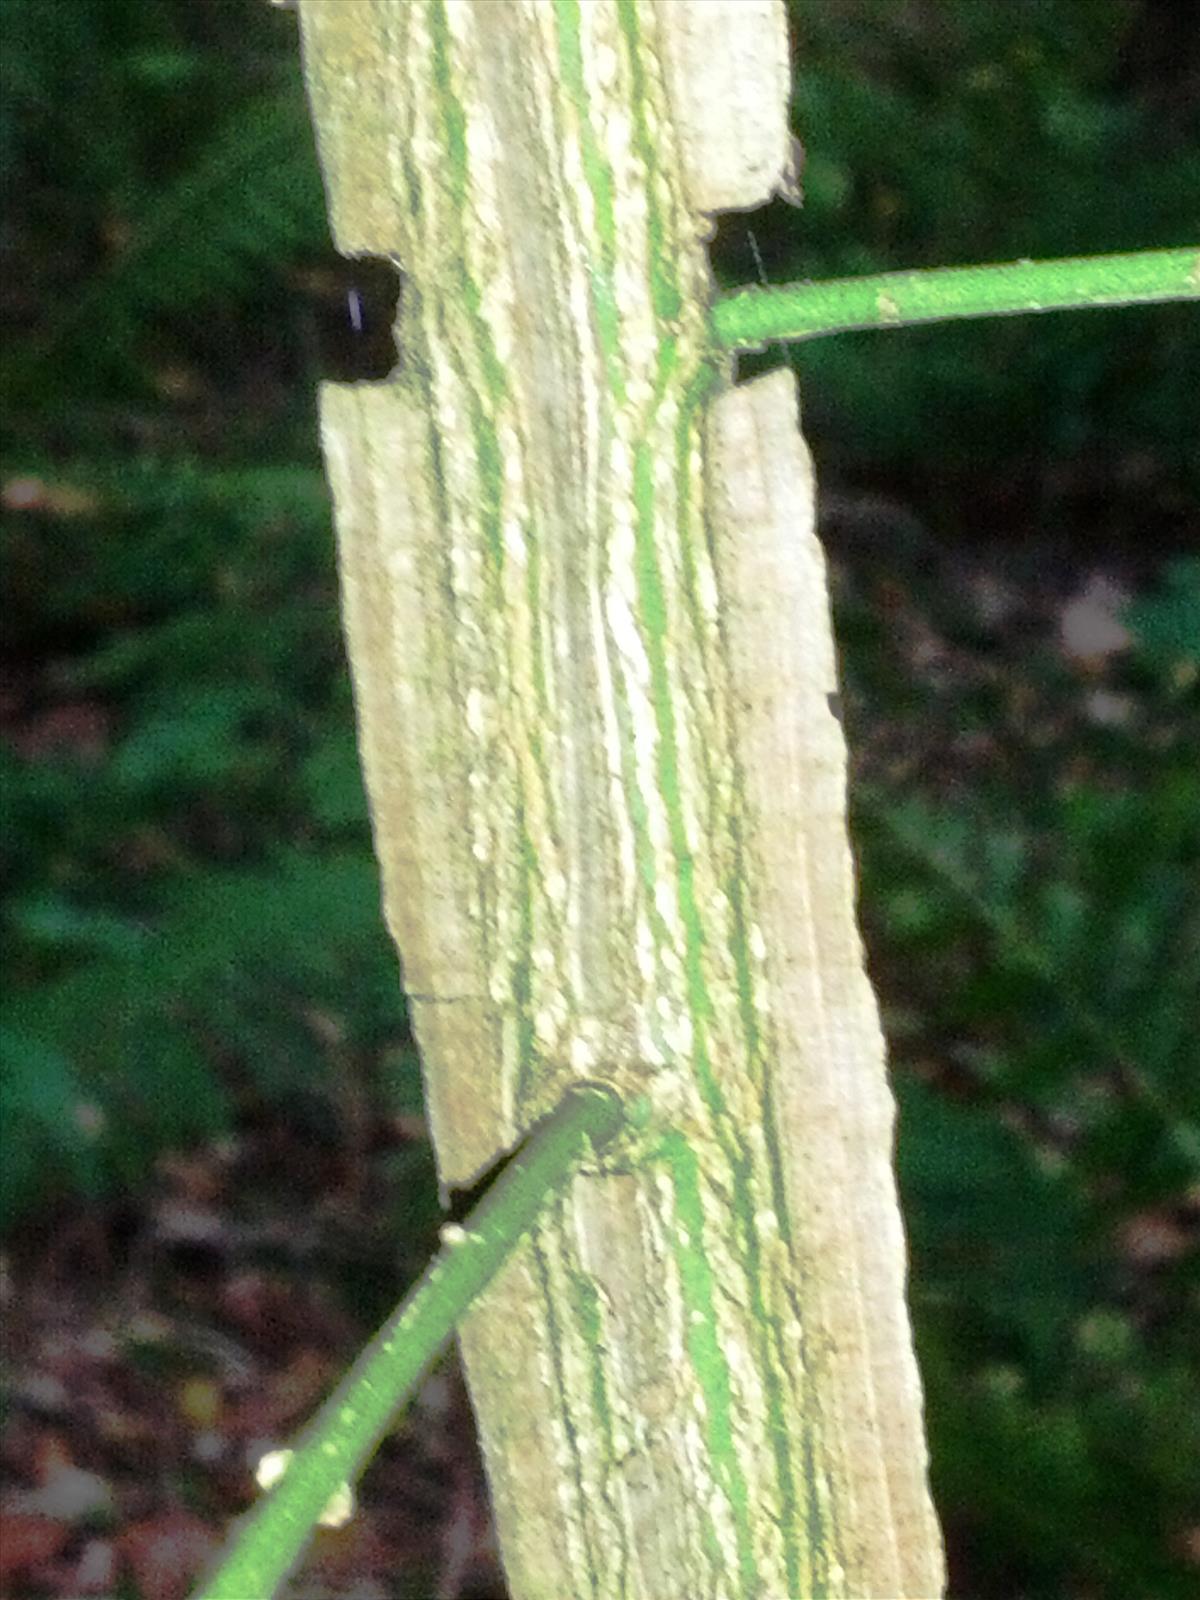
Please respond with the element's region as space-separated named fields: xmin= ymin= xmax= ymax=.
xmin=711 ymin=247 xmax=1199 ymax=350
xmin=195 ymin=1084 xmax=627 ymax=1600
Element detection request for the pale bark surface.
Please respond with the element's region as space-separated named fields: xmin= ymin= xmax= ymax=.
xmin=299 ymin=2 xmax=944 ymax=1595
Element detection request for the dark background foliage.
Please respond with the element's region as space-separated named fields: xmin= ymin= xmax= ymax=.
xmin=1 ymin=1 xmax=1197 ymax=1596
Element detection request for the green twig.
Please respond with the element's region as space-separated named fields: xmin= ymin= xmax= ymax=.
xmin=195 ymin=1083 xmax=626 ymax=1600
xmin=711 ymin=247 xmax=1200 ymax=350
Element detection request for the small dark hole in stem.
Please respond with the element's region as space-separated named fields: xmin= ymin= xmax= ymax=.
xmin=707 ymin=199 xmax=811 ymax=386
xmin=308 ymin=253 xmax=402 ymax=381
xmin=443 ymin=1142 xmax=524 ymax=1225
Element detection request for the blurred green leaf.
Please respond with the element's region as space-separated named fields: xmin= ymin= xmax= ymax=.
xmin=302 ymin=730 xmax=369 ymax=832
xmin=0 ymin=1026 xmax=104 ymax=1223
xmin=1125 ymin=557 xmax=1200 ymax=678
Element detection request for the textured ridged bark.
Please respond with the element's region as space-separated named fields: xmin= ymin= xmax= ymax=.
xmin=298 ymin=2 xmax=944 ymax=1596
